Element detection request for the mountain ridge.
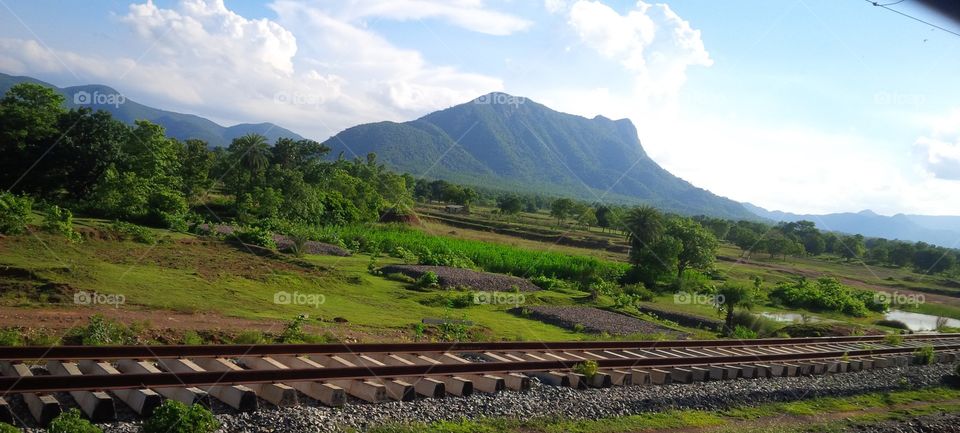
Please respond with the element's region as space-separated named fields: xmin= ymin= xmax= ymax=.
xmin=0 ymin=72 xmax=304 ymax=146
xmin=326 ymin=92 xmax=756 ymax=219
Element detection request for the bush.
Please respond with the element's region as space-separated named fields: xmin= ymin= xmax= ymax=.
xmin=417 ymin=271 xmax=440 ymax=288
xmin=913 ymin=345 xmax=935 ymax=365
xmin=234 ymin=226 xmax=276 ymax=249
xmin=65 ymin=315 xmax=134 ymax=346
xmin=0 ymin=422 xmax=19 ymax=433
xmin=0 ymin=328 xmax=22 ymax=346
xmin=143 ymin=400 xmax=219 ymax=433
xmin=572 ymin=359 xmax=599 ymax=379
xmin=48 ymin=409 xmax=102 ymax=433
xmin=623 ymin=284 xmax=655 ymax=302
xmin=182 ymin=330 xmax=204 ymax=345
xmin=384 ymin=272 xmax=417 ymax=284
xmin=278 ymin=314 xmax=309 ymax=343
xmin=884 ymin=333 xmax=905 ymax=346
xmin=232 ymin=330 xmax=268 ymax=344
xmin=110 ymin=220 xmax=156 ymax=244
xmin=0 ymin=192 xmax=32 ymax=234
xmin=770 ymin=277 xmax=885 ymax=317
xmin=731 ymin=325 xmax=758 ymax=339
xmin=41 ymin=205 xmax=82 ymax=243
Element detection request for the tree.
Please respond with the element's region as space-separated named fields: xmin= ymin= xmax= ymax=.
xmin=716 ymin=283 xmax=754 ymax=334
xmin=727 ymin=225 xmax=760 ymax=257
xmin=623 ymin=206 xmax=673 ymax=288
xmin=838 ymin=235 xmax=865 ymax=261
xmin=0 ymin=83 xmax=67 ymax=195
xmin=577 ymin=207 xmax=597 ymax=228
xmin=665 ymin=217 xmax=719 ymax=280
xmin=550 ymin=198 xmax=576 ymax=225
xmin=889 ymin=242 xmax=915 ymax=267
xmin=595 ymin=205 xmax=612 ymax=232
xmin=228 ymin=133 xmax=271 ymax=212
xmin=180 ymin=139 xmax=214 ymax=203
xmin=497 ymin=194 xmax=523 ymax=215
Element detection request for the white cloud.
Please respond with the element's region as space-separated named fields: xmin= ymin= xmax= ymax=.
xmin=0 ymin=0 xmax=512 ymax=139
xmin=915 ymin=110 xmax=960 ymax=181
xmin=332 ymin=0 xmax=532 ymax=36
xmin=565 ymin=0 xmax=712 ymax=106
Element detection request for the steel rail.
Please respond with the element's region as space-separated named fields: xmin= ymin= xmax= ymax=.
xmin=3 ymin=342 xmax=959 ymax=394
xmin=1 ymin=333 xmax=957 ymax=360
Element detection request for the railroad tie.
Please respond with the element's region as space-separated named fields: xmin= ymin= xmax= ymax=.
xmin=115 ymin=360 xmax=210 ymax=406
xmin=156 ymin=358 xmax=258 ymax=411
xmin=46 ymin=361 xmax=116 ymax=422
xmin=240 ymin=356 xmax=345 ymax=407
xmin=193 ymin=358 xmax=298 ymax=407
xmin=77 ymin=361 xmax=162 ymax=416
xmin=301 ymin=355 xmax=387 ymax=403
xmin=0 ymin=361 xmax=61 ymax=425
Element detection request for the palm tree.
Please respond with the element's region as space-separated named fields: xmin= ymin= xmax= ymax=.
xmin=623 ymin=205 xmax=664 ymax=257
xmin=229 ymin=133 xmax=270 ymax=211
xmin=716 ymin=283 xmax=755 ymax=335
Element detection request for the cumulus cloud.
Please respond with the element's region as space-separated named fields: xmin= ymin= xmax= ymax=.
xmin=0 ymin=0 xmax=513 ymax=139
xmin=565 ymin=1 xmax=712 ymax=104
xmin=332 ymin=0 xmax=532 ymax=36
xmin=915 ymin=110 xmax=960 ymax=180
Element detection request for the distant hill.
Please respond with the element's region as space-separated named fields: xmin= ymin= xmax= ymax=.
xmin=325 ymin=93 xmax=755 ymax=219
xmin=0 ymin=72 xmax=304 ymax=146
xmin=744 ymin=204 xmax=960 ymax=247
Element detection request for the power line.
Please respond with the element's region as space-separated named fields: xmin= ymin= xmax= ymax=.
xmin=864 ymin=0 xmax=960 ymax=38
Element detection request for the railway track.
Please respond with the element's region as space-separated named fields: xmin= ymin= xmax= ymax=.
xmin=1 ymin=333 xmax=958 ymax=426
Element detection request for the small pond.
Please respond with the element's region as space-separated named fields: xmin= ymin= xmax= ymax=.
xmin=884 ymin=310 xmax=960 ymax=331
xmin=759 ymin=312 xmax=819 ymax=323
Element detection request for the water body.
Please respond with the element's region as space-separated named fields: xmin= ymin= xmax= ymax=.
xmin=884 ymin=310 xmax=960 ymax=331
xmin=759 ymin=312 xmax=818 ymax=323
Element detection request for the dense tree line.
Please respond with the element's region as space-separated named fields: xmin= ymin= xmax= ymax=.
xmin=0 ymin=83 xmax=412 ymax=229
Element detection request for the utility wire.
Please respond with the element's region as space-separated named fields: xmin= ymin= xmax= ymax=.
xmin=864 ymin=0 xmax=960 ymax=38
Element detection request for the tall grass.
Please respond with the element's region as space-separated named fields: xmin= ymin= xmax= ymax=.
xmin=308 ymin=224 xmax=627 ymax=282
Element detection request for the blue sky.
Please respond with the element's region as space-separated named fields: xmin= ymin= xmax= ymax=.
xmin=1 ymin=0 xmax=958 ymax=216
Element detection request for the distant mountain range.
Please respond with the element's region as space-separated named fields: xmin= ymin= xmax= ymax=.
xmin=325 ymin=93 xmax=755 ymax=219
xmin=744 ymin=204 xmax=960 ymax=248
xmin=0 ymin=72 xmax=303 ymax=146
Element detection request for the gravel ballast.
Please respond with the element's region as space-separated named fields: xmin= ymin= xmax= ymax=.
xmin=379 ymin=265 xmax=540 ymax=292
xmin=69 ymin=363 xmax=957 ymax=433
xmin=519 ymin=305 xmax=687 ymax=337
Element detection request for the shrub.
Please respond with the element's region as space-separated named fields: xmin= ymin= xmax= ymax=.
xmin=48 ymin=409 xmax=102 ymax=433
xmin=182 ymin=330 xmax=204 ymax=345
xmin=884 ymin=333 xmax=905 ymax=346
xmin=110 ymin=220 xmax=156 ymax=244
xmin=769 ymin=277 xmax=884 ymax=317
xmin=0 ymin=329 xmax=22 ymax=346
xmin=66 ymin=315 xmax=134 ymax=346
xmin=232 ymin=330 xmax=267 ymax=344
xmin=417 ymin=271 xmax=440 ymax=288
xmin=0 ymin=192 xmax=32 ymax=235
xmin=278 ymin=314 xmax=309 ymax=343
xmin=143 ymin=400 xmax=219 ymax=433
xmin=623 ymin=284 xmax=655 ymax=302
xmin=41 ymin=205 xmax=82 ymax=243
xmin=731 ymin=325 xmax=758 ymax=339
xmin=572 ymin=359 xmax=599 ymax=379
xmin=384 ymin=272 xmax=417 ymax=284
xmin=234 ymin=226 xmax=276 ymax=249
xmin=913 ymin=345 xmax=935 ymax=365
xmin=0 ymin=422 xmax=19 ymax=433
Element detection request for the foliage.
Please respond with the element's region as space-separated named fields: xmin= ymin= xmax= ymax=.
xmin=770 ymin=277 xmax=887 ymax=317
xmin=730 ymin=325 xmax=758 ymax=339
xmin=715 ymin=284 xmax=755 ymax=333
xmin=913 ymin=345 xmax=935 ymax=365
xmin=232 ymin=330 xmax=268 ymax=344
xmin=41 ymin=205 xmax=82 ymax=242
xmin=623 ymin=284 xmax=656 ymax=301
xmin=67 ymin=315 xmax=134 ymax=346
xmin=0 ymin=192 xmax=32 ymax=235
xmin=884 ymin=333 xmax=905 ymax=345
xmin=530 ymin=275 xmax=576 ymax=291
xmin=234 ymin=226 xmax=277 ymax=249
xmin=144 ymin=400 xmax=219 ymax=433
xmin=417 ymin=271 xmax=441 ymax=288
xmin=48 ymin=409 xmax=102 ymax=433
xmin=0 ymin=423 xmax=18 ymax=433
xmin=278 ymin=314 xmax=309 ymax=343
xmin=572 ymin=359 xmax=599 ymax=379
xmin=110 ymin=220 xmax=156 ymax=244
xmin=0 ymin=329 xmax=22 ymax=346
xmin=549 ymin=198 xmax=576 ymax=225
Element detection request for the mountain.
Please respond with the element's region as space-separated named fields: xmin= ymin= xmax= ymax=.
xmin=0 ymin=72 xmax=304 ymax=146
xmin=325 ymin=92 xmax=755 ymax=219
xmin=744 ymin=204 xmax=960 ymax=247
